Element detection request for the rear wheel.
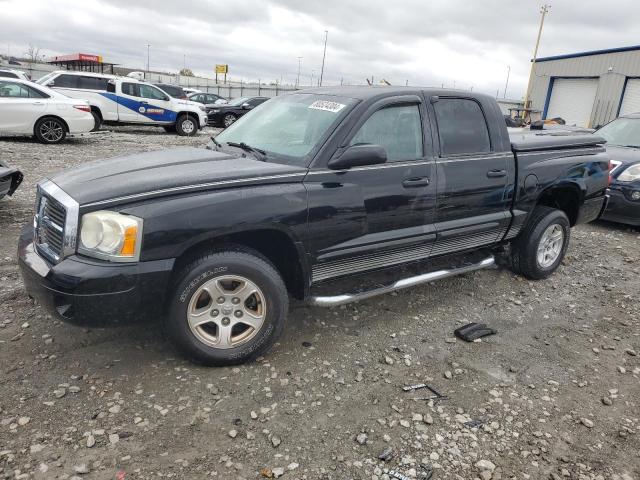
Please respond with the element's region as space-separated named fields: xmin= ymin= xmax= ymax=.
xmin=165 ymin=249 xmax=289 ymax=366
xmin=34 ymin=117 xmax=66 ymax=144
xmin=90 ymin=111 xmax=102 ymax=131
xmin=176 ymin=114 xmax=198 ymax=136
xmin=510 ymin=206 xmax=570 ymax=279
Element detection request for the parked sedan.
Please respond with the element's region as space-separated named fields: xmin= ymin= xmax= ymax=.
xmin=208 ymin=96 xmax=269 ymax=127
xmin=595 ymin=114 xmax=640 ymax=226
xmin=0 ymin=159 xmax=23 ymax=200
xmin=0 ymin=69 xmax=29 ymax=81
xmin=0 ymin=78 xmax=94 ymax=143
xmin=188 ymin=92 xmax=227 ymax=109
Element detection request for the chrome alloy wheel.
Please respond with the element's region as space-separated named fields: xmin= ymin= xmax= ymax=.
xmin=187 ymin=275 xmax=266 ymax=349
xmin=181 ymin=118 xmax=196 ymax=134
xmin=40 ymin=120 xmax=64 ymax=142
xmin=536 ymin=224 xmax=564 ymax=268
xmin=223 ymin=114 xmax=236 ymax=127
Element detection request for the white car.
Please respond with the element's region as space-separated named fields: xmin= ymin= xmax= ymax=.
xmin=0 ymin=78 xmax=94 ymax=144
xmin=36 ymin=71 xmax=208 ymax=135
xmin=0 ymin=69 xmax=30 ymax=81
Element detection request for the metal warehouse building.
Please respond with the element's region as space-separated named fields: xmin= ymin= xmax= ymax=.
xmin=529 ymin=45 xmax=640 ymax=128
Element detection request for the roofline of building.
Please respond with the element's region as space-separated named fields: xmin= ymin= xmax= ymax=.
xmin=535 ymin=45 xmax=640 ymax=63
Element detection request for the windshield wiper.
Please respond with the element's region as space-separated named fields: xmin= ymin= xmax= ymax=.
xmin=207 ymin=136 xmax=222 ymax=151
xmin=226 ymin=142 xmax=267 ymax=161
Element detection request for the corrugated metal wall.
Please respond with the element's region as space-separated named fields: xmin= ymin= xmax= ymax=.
xmin=529 ymin=49 xmax=640 ymax=127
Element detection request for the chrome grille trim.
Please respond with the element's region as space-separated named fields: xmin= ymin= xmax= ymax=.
xmin=34 ymin=180 xmax=79 ymax=264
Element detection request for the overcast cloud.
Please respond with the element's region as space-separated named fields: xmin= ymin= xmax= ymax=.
xmin=1 ymin=0 xmax=639 ymax=98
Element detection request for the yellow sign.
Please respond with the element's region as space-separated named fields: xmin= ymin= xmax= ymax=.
xmin=215 ymin=64 xmax=228 ymax=74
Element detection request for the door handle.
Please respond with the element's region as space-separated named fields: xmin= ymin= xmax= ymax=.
xmin=486 ymin=169 xmax=507 ymax=178
xmin=402 ymin=177 xmax=430 ymax=188
xmin=140 ymin=101 xmax=149 ymax=105
xmin=32 ymin=101 xmax=44 ymax=105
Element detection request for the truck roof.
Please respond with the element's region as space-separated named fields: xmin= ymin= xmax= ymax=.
xmin=297 ymin=85 xmax=495 ymax=103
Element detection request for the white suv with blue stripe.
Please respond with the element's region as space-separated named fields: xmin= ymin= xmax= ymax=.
xmin=36 ymin=71 xmax=207 ymax=136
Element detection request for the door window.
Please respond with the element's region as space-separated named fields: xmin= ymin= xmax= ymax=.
xmin=434 ymin=98 xmax=491 ymax=155
xmin=77 ymin=76 xmax=109 ymax=90
xmin=53 ymin=74 xmax=80 ymax=88
xmin=0 ymin=81 xmax=47 ymax=98
xmin=191 ymin=94 xmax=204 ymax=103
xmin=139 ymin=84 xmax=168 ymax=100
xmin=121 ymin=82 xmax=139 ymax=96
xmin=349 ymin=104 xmax=423 ymax=161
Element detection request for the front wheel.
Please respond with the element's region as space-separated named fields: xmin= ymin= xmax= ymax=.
xmin=175 ymin=114 xmax=197 ymax=136
xmin=510 ymin=206 xmax=570 ymax=280
xmin=34 ymin=117 xmax=66 ymax=144
xmin=223 ymin=113 xmax=237 ymax=128
xmin=165 ymin=249 xmax=289 ymax=366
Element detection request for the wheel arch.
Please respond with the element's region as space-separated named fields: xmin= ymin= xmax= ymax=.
xmin=170 ymin=227 xmax=309 ymax=300
xmin=90 ymin=105 xmax=103 ymax=120
xmin=34 ymin=115 xmax=70 ymax=134
xmin=176 ymin=111 xmax=200 ymax=128
xmin=535 ymin=181 xmax=584 ymax=226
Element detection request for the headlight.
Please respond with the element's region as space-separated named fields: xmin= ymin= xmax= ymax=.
xmin=618 ymin=164 xmax=640 ymax=182
xmin=78 ymin=211 xmax=143 ymax=262
xmin=198 ymin=105 xmax=206 ymax=112
xmin=212 ymin=109 xmax=220 ymax=113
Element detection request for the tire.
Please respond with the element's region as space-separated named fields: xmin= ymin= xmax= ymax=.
xmin=163 ymin=125 xmax=176 ymax=133
xmin=223 ymin=113 xmax=237 ymax=128
xmin=90 ymin=111 xmax=102 ymax=132
xmin=511 ymin=206 xmax=570 ymax=280
xmin=165 ymin=249 xmax=289 ymax=366
xmin=175 ymin=114 xmax=198 ymax=136
xmin=34 ymin=117 xmax=66 ymax=144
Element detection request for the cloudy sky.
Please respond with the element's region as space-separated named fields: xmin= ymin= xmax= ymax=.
xmin=1 ymin=0 xmax=639 ymax=98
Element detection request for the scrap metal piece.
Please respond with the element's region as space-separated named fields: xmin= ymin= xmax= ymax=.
xmin=378 ymin=446 xmax=394 ymax=462
xmin=419 ymin=464 xmax=434 ymax=480
xmin=463 ymin=419 xmax=484 ymax=429
xmin=389 ymin=470 xmax=411 ymax=480
xmin=403 ymin=383 xmax=428 ymax=392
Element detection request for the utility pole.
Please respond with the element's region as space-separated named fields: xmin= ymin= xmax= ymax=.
xmin=504 ymin=65 xmax=511 ymax=98
xmin=146 ymin=44 xmax=151 ymax=79
xmin=296 ymin=57 xmax=302 ymax=88
xmin=319 ymin=30 xmax=328 ymax=86
xmin=522 ymin=4 xmax=550 ymax=119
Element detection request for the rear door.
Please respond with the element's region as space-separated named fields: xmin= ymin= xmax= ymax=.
xmin=305 ymin=95 xmax=438 ymax=283
xmin=429 ymin=96 xmax=512 ymax=257
xmin=0 ymin=80 xmax=47 ymax=133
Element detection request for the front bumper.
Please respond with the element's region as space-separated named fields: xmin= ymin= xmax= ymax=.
xmin=600 ymin=185 xmax=640 ymax=226
xmin=17 ymin=225 xmax=175 ymax=326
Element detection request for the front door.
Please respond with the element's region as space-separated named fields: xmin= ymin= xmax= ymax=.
xmin=305 ymin=95 xmax=438 ymax=283
xmin=429 ymin=96 xmax=512 ymax=257
xmin=117 ymin=82 xmax=176 ymax=124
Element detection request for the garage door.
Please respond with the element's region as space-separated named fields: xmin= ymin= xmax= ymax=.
xmin=619 ymin=79 xmax=640 ymax=116
xmin=546 ymin=78 xmax=598 ymax=127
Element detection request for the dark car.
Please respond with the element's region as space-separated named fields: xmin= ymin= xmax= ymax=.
xmin=0 ymin=160 xmax=23 ymax=200
xmin=188 ymin=92 xmax=227 ymax=109
xmin=208 ymin=96 xmax=269 ymax=127
xmin=154 ymin=83 xmax=187 ymax=100
xmin=595 ymin=114 xmax=640 ymax=226
xmin=18 ymin=86 xmax=609 ymax=366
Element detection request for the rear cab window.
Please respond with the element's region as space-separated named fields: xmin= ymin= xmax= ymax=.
xmin=433 ymin=98 xmax=491 ymax=156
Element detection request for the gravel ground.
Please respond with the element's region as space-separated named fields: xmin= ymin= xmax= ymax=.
xmin=0 ymin=127 xmax=639 ymax=480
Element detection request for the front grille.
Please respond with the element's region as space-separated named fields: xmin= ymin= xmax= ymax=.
xmin=35 ymin=192 xmax=67 ymax=263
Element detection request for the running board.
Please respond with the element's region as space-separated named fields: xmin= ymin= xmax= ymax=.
xmin=308 ymin=256 xmax=496 ymax=307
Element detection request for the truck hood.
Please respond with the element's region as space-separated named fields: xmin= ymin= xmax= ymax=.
xmin=49 ymin=147 xmax=307 ymax=208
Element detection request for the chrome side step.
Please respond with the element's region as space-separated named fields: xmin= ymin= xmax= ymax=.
xmin=308 ymin=256 xmax=495 ymax=307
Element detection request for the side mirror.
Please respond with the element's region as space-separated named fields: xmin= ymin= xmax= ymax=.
xmin=242 ymin=102 xmax=251 ymax=109
xmin=328 ymin=144 xmax=387 ymax=170
xmin=46 ymin=81 xmax=55 ymax=86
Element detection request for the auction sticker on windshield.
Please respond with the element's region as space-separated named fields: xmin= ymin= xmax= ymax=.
xmin=309 ymin=100 xmax=346 ymax=113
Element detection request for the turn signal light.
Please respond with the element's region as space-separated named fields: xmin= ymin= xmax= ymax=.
xmin=120 ymin=226 xmax=139 ymax=256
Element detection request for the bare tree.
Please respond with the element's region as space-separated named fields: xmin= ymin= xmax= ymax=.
xmin=25 ymin=44 xmax=41 ymax=62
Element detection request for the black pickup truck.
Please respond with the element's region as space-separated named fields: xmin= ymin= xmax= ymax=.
xmin=18 ymin=86 xmax=610 ymax=366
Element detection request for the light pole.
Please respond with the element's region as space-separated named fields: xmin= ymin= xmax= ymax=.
xmin=319 ymin=30 xmax=328 ymax=86
xmin=504 ymin=65 xmax=511 ymax=98
xmin=522 ymin=4 xmax=550 ymax=118
xmin=296 ymin=57 xmax=302 ymax=88
xmin=146 ymin=44 xmax=151 ymax=79
xmin=311 ymin=70 xmax=315 ymax=87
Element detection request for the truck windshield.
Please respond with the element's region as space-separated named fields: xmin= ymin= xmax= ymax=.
xmin=215 ymin=93 xmax=357 ymax=163
xmin=596 ymin=117 xmax=640 ymax=148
